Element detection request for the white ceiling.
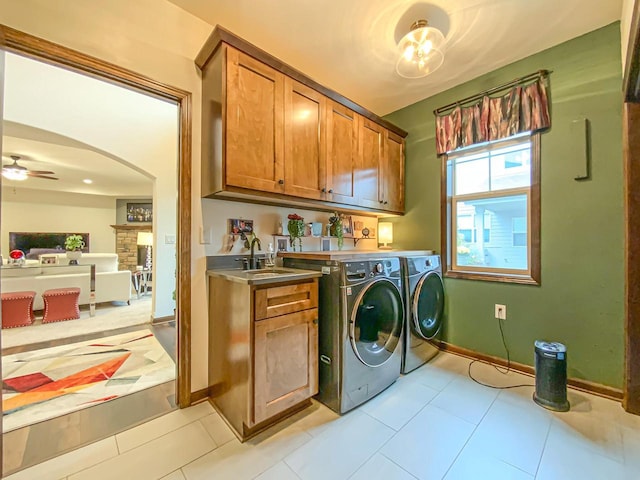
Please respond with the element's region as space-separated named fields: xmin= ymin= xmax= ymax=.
xmin=2 ymin=124 xmax=153 ymax=197
xmin=169 ymin=0 xmax=622 ymax=115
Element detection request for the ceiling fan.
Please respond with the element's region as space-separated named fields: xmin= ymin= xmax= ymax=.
xmin=2 ymin=155 xmax=58 ymax=181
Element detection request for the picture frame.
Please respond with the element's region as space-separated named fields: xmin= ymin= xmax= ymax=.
xmin=127 ymin=203 xmax=153 ymax=223
xmin=321 ymin=238 xmax=331 ymax=251
xmin=342 ymin=215 xmax=353 ymax=237
xmin=276 ymin=237 xmax=289 ymax=252
xmin=40 ymin=254 xmax=59 ymax=265
xmin=229 ymin=218 xmax=253 ymax=235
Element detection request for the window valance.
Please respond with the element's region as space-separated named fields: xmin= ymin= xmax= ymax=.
xmin=435 ymin=72 xmax=550 ymax=156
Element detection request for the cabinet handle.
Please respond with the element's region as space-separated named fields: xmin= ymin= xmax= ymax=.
xmin=328 ymin=189 xmax=333 ymax=193
xmin=321 ymin=188 xmax=326 ymax=193
xmin=278 ymin=179 xmax=284 ymax=185
xmin=313 ymin=318 xmax=318 ymax=325
xmin=320 ymin=354 xmax=331 ymax=364
xmin=384 ymin=201 xmax=388 ymax=205
xmin=379 ymin=200 xmax=384 ymax=204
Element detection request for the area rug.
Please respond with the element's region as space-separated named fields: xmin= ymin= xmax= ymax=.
xmin=2 ymin=329 xmax=175 ymax=432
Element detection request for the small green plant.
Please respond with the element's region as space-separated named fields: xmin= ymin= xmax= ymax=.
xmin=329 ymin=212 xmax=344 ymax=250
xmin=287 ymin=213 xmax=305 ymax=251
xmin=65 ymin=234 xmax=85 ymax=251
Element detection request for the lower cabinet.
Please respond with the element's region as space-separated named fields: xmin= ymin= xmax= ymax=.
xmin=254 ymin=308 xmax=318 ymax=424
xmin=208 ymin=275 xmax=319 ymax=441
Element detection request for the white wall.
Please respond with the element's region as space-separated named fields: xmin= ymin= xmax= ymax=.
xmin=202 ymin=199 xmax=379 ymax=255
xmin=1 ymin=187 xmax=116 ymax=256
xmin=621 ymin=0 xmax=637 ymax=72
xmin=0 ymin=0 xmax=212 ymax=391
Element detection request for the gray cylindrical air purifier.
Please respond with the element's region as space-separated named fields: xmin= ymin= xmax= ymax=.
xmin=533 ymin=340 xmax=569 ymax=412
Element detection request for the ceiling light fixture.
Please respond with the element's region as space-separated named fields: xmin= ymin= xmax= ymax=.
xmin=2 ymin=166 xmax=28 ymax=181
xmin=83 ymin=178 xmax=93 ymax=184
xmin=396 ymin=19 xmax=446 ymax=79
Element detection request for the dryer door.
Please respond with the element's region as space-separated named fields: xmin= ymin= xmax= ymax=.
xmin=412 ymin=271 xmax=445 ymax=340
xmin=350 ymin=279 xmax=403 ymax=367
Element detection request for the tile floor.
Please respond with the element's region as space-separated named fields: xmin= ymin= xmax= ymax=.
xmin=6 ymin=352 xmax=640 ymax=480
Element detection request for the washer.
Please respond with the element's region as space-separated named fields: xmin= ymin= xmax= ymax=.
xmin=283 ymin=256 xmax=404 ymax=413
xmin=400 ymin=255 xmax=445 ymax=373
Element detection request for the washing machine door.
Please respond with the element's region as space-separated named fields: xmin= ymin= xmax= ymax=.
xmin=412 ymin=271 xmax=445 ymax=340
xmin=350 ymin=278 xmax=404 ymax=367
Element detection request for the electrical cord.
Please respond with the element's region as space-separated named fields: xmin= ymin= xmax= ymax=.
xmin=467 ymin=314 xmax=534 ymax=390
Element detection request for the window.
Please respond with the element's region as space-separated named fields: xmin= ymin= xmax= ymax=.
xmin=442 ymin=134 xmax=540 ymax=284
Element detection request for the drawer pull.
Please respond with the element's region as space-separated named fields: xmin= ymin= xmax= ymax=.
xmin=320 ymin=355 xmax=331 ymax=365
xmin=313 ymin=318 xmax=318 ymax=325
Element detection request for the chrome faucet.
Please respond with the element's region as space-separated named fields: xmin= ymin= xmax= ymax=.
xmin=249 ymin=236 xmax=262 ymax=269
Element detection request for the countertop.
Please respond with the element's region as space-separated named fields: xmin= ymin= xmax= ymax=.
xmin=207 ymin=266 xmax=322 ymax=285
xmin=277 ymin=250 xmax=435 ymax=261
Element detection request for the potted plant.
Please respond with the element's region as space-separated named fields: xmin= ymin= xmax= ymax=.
xmin=65 ymin=234 xmax=85 ymax=265
xmin=329 ymin=212 xmax=344 ymax=250
xmin=287 ymin=213 xmax=305 ymax=251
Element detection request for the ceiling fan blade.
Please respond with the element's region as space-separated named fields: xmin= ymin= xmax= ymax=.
xmin=28 ymin=170 xmax=56 ymax=175
xmin=28 ymin=174 xmax=58 ymax=180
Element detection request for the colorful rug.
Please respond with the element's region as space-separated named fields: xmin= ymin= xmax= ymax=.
xmin=2 ymin=329 xmax=175 ymax=432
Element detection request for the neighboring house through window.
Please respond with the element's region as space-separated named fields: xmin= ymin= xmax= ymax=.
xmin=443 ymin=133 xmax=541 ymax=284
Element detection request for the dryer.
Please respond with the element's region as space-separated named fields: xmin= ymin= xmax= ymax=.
xmin=400 ymin=255 xmax=445 ymax=373
xmin=283 ymin=256 xmax=404 ymax=413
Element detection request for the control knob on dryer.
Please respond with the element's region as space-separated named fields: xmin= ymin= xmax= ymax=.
xmin=373 ymin=263 xmax=384 ymax=274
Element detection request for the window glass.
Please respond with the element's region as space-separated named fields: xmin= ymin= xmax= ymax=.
xmin=455 ymin=156 xmax=489 ymax=195
xmin=444 ymin=134 xmax=539 ymax=283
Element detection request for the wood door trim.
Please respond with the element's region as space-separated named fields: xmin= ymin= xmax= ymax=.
xmin=0 ymin=24 xmax=193 ymax=409
xmin=624 ymin=102 xmax=640 ymax=414
xmin=195 ymin=25 xmax=408 ymax=139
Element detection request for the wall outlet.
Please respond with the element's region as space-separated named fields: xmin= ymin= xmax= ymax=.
xmin=495 ymin=304 xmax=507 ymax=320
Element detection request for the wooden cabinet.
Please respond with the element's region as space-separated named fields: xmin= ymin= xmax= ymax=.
xmin=356 ymin=117 xmax=385 ymax=209
xmin=326 ymin=101 xmax=358 ymax=204
xmin=382 ymin=130 xmax=405 ymax=212
xmin=284 ymin=78 xmax=326 ymax=200
xmin=208 ymin=274 xmax=318 ymax=440
xmin=225 ymin=48 xmax=284 ymax=193
xmin=355 ymin=117 xmax=405 ymax=212
xmin=198 ymin=30 xmax=407 ymax=213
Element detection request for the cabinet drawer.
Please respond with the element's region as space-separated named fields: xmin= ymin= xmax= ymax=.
xmin=254 ymin=279 xmax=318 ymax=320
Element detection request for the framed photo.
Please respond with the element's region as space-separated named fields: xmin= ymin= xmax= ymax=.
xmin=276 ymin=237 xmax=289 ymax=252
xmin=127 ymin=203 xmax=153 ymax=223
xmin=321 ymin=238 xmax=331 ymax=251
xmin=229 ymin=218 xmax=253 ymax=235
xmin=342 ymin=215 xmax=353 ymax=237
xmin=40 ymin=254 xmax=59 ymax=265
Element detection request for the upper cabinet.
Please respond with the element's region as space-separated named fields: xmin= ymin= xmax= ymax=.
xmin=283 ymin=78 xmax=326 ymax=200
xmin=326 ymin=101 xmax=358 ymax=205
xmin=197 ymin=27 xmax=407 ymax=214
xmin=225 ymin=48 xmax=285 ymax=194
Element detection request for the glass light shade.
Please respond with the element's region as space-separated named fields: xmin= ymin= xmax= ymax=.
xmin=396 ymin=20 xmax=446 ymax=79
xmin=137 ymin=231 xmax=153 ymax=246
xmin=2 ymin=168 xmax=28 ymax=181
xmin=378 ymin=222 xmax=394 ymax=247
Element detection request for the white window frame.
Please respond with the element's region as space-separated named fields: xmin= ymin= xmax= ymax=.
xmin=441 ymin=133 xmax=541 ymax=284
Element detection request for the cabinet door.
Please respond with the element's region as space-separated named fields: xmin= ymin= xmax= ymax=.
xmin=226 ymin=47 xmax=284 ymax=193
xmin=283 ymin=78 xmax=326 ymax=200
xmin=383 ymin=130 xmax=405 ymax=213
xmin=254 ymin=308 xmax=318 ymax=425
xmin=356 ymin=117 xmax=384 ymax=208
xmin=326 ymin=101 xmax=358 ymax=204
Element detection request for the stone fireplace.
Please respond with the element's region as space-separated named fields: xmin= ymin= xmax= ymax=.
xmin=111 ymin=224 xmax=152 ymax=272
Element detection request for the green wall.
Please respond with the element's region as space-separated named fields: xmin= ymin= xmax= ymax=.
xmin=385 ymin=23 xmax=624 ymax=388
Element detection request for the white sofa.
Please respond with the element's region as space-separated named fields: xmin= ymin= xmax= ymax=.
xmin=1 ymin=253 xmax=131 ymax=310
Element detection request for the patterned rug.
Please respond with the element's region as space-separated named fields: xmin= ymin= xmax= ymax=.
xmin=2 ymin=329 xmax=175 ymax=432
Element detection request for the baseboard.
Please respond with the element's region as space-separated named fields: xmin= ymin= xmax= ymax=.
xmin=189 ymin=387 xmax=211 ymax=405
xmin=152 ymin=314 xmax=176 ymax=324
xmin=437 ymin=341 xmax=623 ymax=401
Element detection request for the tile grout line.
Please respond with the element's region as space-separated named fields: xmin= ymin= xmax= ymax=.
xmin=438 ymin=383 xmax=502 ymax=479
xmin=533 ymin=415 xmax=553 ymax=478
